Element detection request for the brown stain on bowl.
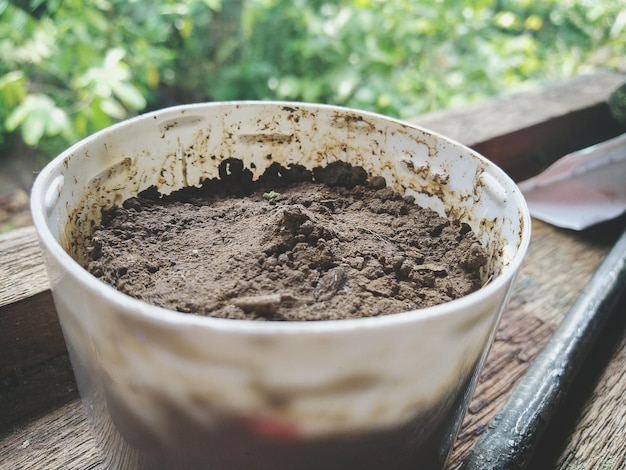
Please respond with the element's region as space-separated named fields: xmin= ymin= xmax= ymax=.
xmin=64 ymin=104 xmax=517 ymax=289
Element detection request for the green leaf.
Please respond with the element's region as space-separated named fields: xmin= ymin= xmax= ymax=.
xmin=200 ymin=0 xmax=222 ymax=11
xmin=0 ymin=71 xmax=27 ymax=107
xmin=5 ymin=103 xmax=30 ymax=132
xmin=29 ymin=0 xmax=46 ymax=11
xmin=22 ymin=111 xmax=47 ymax=145
xmin=100 ymin=97 xmax=126 ymax=119
xmin=83 ymin=7 xmax=110 ymax=32
xmin=111 ymin=81 xmax=146 ymax=110
xmin=5 ymin=95 xmax=50 ymax=131
xmin=46 ymin=107 xmax=72 ymax=137
xmin=104 ymin=48 xmax=126 ymax=69
xmin=87 ymin=98 xmax=116 ymax=132
xmin=0 ymin=71 xmax=25 ymax=88
xmin=5 ymin=94 xmax=70 ymax=145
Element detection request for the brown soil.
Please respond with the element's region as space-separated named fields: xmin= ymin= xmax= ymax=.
xmin=85 ymin=160 xmax=488 ymax=321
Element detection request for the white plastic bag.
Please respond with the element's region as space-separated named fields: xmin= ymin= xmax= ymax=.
xmin=518 ymin=133 xmax=626 ymax=230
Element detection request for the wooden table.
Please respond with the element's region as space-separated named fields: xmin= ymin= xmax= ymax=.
xmin=2 ymin=70 xmax=626 ymax=469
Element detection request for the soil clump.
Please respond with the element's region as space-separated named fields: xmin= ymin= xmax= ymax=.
xmin=84 ymin=160 xmax=488 ymax=321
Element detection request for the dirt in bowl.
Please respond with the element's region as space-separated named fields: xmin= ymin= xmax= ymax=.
xmin=84 ymin=159 xmax=488 ymax=321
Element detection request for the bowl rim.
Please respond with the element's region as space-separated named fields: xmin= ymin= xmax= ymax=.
xmin=30 ymin=100 xmax=532 ymax=334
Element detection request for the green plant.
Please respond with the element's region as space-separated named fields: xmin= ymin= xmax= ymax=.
xmin=0 ymin=0 xmax=220 ymax=155
xmin=0 ymin=0 xmax=624 ymax=161
xmin=231 ymin=0 xmax=626 ymax=117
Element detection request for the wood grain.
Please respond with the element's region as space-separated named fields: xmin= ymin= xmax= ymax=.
xmin=0 ymin=226 xmax=73 ymax=429
xmin=0 ymin=400 xmax=100 ymax=470
xmin=555 ymin=338 xmax=626 ymax=470
xmin=411 ymin=70 xmax=626 ymax=181
xmin=0 ymin=226 xmax=49 ymax=307
xmin=1 ymin=218 xmax=621 ymax=469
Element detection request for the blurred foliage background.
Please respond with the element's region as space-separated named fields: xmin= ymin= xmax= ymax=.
xmin=1 ymin=0 xmax=625 ymax=162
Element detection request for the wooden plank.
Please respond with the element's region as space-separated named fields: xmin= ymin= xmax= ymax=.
xmin=0 ymin=226 xmax=49 ymax=307
xmin=554 ymin=329 xmax=626 ymax=469
xmin=0 ymin=218 xmax=620 ymax=469
xmin=410 ymin=70 xmax=626 ymax=181
xmin=0 ymin=227 xmax=59 ymax=372
xmin=0 ymin=290 xmax=64 ymax=371
xmin=0 ymin=400 xmax=100 ymax=470
xmin=0 ymin=226 xmax=71 ymax=429
xmin=0 ymin=354 xmax=77 ymax=431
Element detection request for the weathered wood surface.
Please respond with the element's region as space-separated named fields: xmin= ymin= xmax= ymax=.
xmin=553 ymin=333 xmax=626 ymax=469
xmin=0 ymin=401 xmax=100 ymax=470
xmin=1 ymin=70 xmax=625 ymax=469
xmin=0 ymin=226 xmax=49 ymax=307
xmin=411 ymin=69 xmax=626 ymax=181
xmin=0 ymin=226 xmax=76 ymax=429
xmin=1 ymin=218 xmax=623 ymax=469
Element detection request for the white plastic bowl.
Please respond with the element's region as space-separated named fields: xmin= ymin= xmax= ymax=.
xmin=31 ymin=102 xmax=530 ymax=469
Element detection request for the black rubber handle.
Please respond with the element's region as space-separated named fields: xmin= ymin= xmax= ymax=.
xmin=460 ymin=226 xmax=626 ymax=470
